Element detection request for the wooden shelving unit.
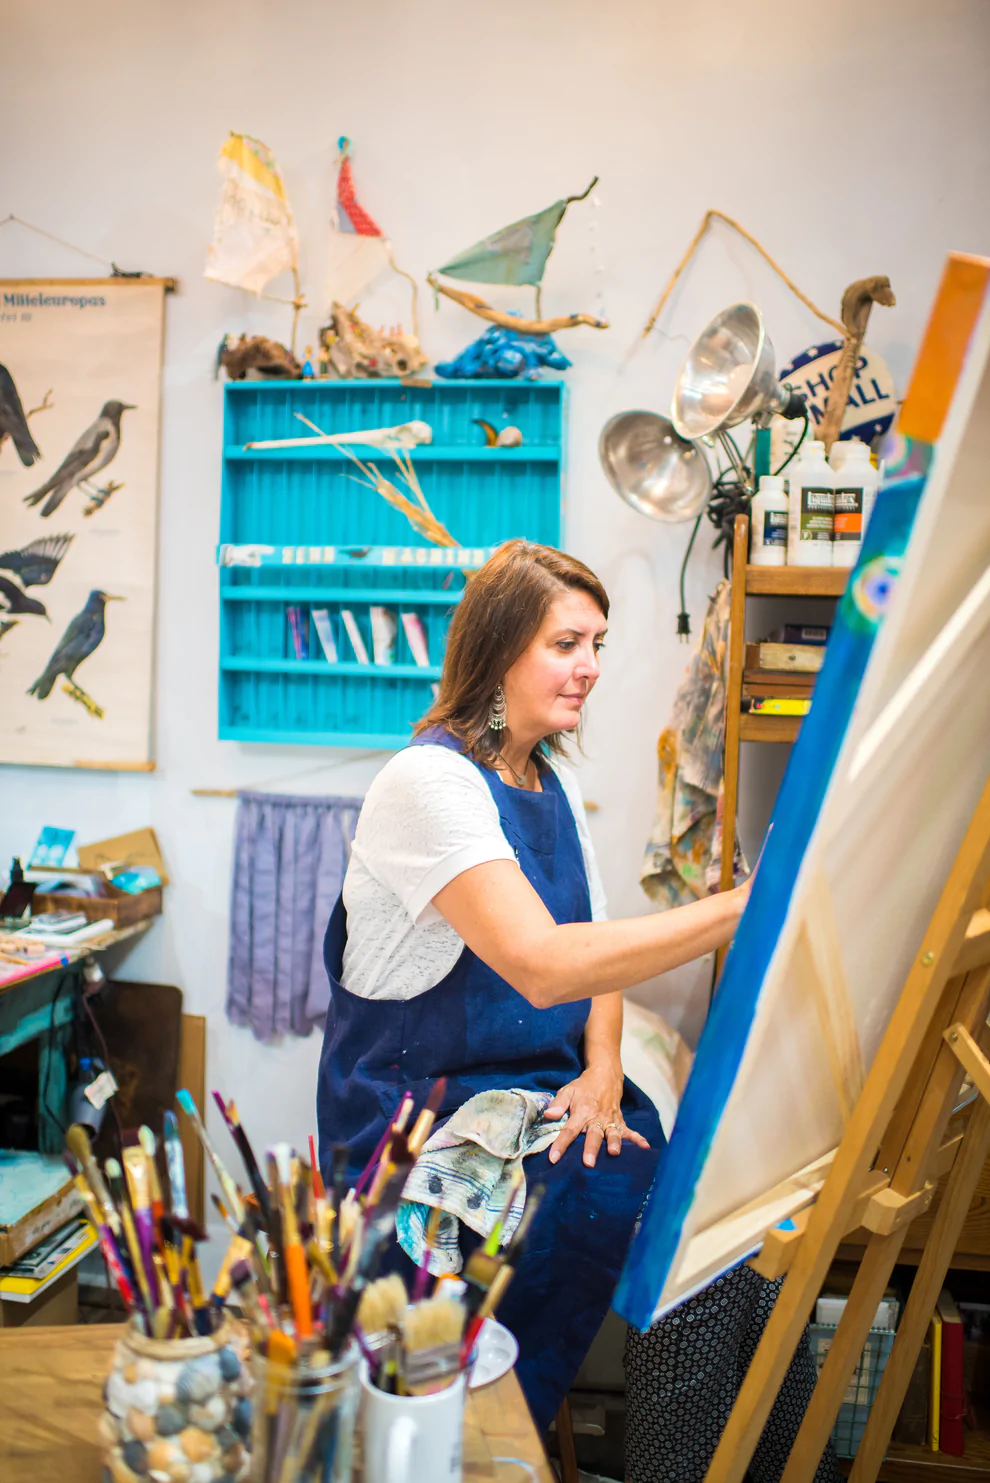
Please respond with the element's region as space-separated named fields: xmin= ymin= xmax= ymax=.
xmin=719 ymin=512 xmax=847 ymax=896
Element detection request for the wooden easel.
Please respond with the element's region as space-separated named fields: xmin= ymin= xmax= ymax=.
xmin=700 ymin=773 xmax=990 ymax=1483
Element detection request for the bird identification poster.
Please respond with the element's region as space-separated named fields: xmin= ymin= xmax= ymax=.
xmin=0 ymin=279 xmax=165 ymax=768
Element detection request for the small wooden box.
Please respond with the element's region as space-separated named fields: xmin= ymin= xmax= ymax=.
xmin=31 ymin=886 xmax=163 ymax=929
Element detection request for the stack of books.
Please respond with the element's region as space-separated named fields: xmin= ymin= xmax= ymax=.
xmin=742 ymin=633 xmax=827 ymax=719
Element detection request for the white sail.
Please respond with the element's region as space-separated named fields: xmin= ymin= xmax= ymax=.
xmin=205 ymin=133 xmax=298 ymax=297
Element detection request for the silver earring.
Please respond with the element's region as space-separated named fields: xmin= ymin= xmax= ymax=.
xmin=488 ymin=684 xmax=507 ymax=731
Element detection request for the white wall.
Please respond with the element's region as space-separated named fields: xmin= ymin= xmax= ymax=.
xmin=3 ymin=0 xmax=989 ymax=1236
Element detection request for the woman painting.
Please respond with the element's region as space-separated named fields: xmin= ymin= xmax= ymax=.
xmin=317 ymin=540 xmax=834 ymax=1480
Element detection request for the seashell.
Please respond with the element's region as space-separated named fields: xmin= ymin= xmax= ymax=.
xmin=123 ymin=1363 xmax=139 ymax=1385
xmin=495 ymin=425 xmax=523 ymax=447
xmin=217 ymin=1348 xmax=241 ymax=1384
xmin=188 ymin=1394 xmax=225 ymax=1432
xmin=167 ymin=1465 xmax=190 ymax=1483
xmin=179 ymin=1427 xmax=218 ymax=1463
xmin=132 ymin=1380 xmax=160 ymax=1415
xmin=149 ymin=1473 xmax=171 ymax=1483
xmin=136 ymin=1360 xmax=158 ymax=1382
xmin=155 ymin=1404 xmax=185 ymax=1437
xmin=213 ymin=1427 xmax=237 ymax=1455
xmin=122 ymin=1440 xmax=148 ymax=1474
xmin=177 ymin=1358 xmax=220 ymax=1405
xmin=146 ymin=1441 xmax=178 ymax=1473
xmin=230 ymin=1399 xmax=251 ymax=1439
xmin=221 ymin=1444 xmax=244 ymax=1475
xmin=188 ymin=1465 xmax=215 ymax=1483
xmin=109 ymin=1452 xmax=139 ymax=1483
xmin=107 ymin=1373 xmax=133 ymax=1419
xmin=126 ymin=1408 xmax=157 ymax=1442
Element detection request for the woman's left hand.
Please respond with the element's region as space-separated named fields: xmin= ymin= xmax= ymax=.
xmin=543 ymin=1064 xmax=651 ymax=1168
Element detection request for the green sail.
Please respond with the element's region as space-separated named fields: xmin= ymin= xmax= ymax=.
xmin=437 ymin=180 xmax=597 ymax=288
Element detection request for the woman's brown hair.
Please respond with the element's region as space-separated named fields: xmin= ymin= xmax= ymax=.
xmin=413 ymin=539 xmax=609 ymax=768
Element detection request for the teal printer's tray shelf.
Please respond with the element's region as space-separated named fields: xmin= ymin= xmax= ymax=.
xmin=218 ymin=379 xmax=566 ymax=749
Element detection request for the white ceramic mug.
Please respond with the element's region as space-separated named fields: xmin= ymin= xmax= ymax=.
xmin=360 ymin=1365 xmax=465 ymax=1483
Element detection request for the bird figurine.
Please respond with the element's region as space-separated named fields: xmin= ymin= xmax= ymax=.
xmin=23 ymin=400 xmax=134 ymax=518
xmin=0 ymin=534 xmax=74 ymax=588
xmin=28 ymin=588 xmax=124 ymax=718
xmin=0 ymin=364 xmax=41 ymax=467
xmin=0 ymin=574 xmax=49 ymax=620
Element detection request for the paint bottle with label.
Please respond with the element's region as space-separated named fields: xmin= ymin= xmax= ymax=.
xmin=749 ymin=476 xmax=788 ymax=567
xmin=786 ymin=440 xmax=834 ymax=567
xmin=831 ymin=442 xmax=881 ymax=568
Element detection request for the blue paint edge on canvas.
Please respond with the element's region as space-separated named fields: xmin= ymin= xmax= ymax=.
xmin=614 ymin=468 xmax=929 ymax=1331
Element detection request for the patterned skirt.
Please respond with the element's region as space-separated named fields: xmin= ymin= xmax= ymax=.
xmin=623 ymin=1266 xmax=841 ymax=1483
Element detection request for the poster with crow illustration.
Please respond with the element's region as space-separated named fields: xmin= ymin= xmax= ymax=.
xmin=0 ymin=279 xmax=165 ymax=767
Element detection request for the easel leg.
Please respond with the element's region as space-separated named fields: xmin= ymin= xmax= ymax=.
xmin=850 ymin=1091 xmax=990 ymax=1481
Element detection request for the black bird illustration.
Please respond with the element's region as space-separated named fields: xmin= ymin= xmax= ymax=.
xmin=0 ymin=364 xmax=41 ymax=466
xmin=24 ymin=400 xmax=135 ymax=517
xmin=0 ymin=534 xmax=74 ymax=588
xmin=28 ymin=589 xmax=123 ymax=712
xmin=0 ymin=574 xmax=48 ymax=620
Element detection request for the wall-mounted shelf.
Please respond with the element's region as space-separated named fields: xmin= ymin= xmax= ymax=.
xmin=720 ymin=514 xmax=850 ymax=902
xmin=218 ymin=379 xmax=566 ymax=748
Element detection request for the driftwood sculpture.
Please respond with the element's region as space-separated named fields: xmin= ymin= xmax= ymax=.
xmin=819 ymin=276 xmax=897 ymax=450
xmin=320 ymin=302 xmax=428 ymax=379
xmin=218 ymin=334 xmax=301 ymax=380
xmin=428 ymin=276 xmax=608 ymax=336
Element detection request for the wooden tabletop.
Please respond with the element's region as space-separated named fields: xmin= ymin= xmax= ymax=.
xmin=0 ymin=1325 xmax=555 ymax=1483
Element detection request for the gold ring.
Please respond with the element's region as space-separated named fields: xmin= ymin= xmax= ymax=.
xmin=587 ymin=1120 xmax=605 ymax=1134
xmin=604 ymin=1122 xmax=622 ymax=1133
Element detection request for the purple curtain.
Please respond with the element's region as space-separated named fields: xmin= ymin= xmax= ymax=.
xmin=226 ymin=791 xmax=361 ymax=1043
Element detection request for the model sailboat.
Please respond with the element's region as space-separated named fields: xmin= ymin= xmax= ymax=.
xmin=428 ymin=177 xmax=609 ymax=335
xmin=205 ymin=132 xmax=305 ymax=350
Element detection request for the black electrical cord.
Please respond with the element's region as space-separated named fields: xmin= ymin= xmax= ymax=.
xmin=676 ymin=512 xmax=704 ymax=640
xmin=40 ymin=970 xmax=76 ymax=1141
xmin=772 ymin=408 xmax=810 ymax=476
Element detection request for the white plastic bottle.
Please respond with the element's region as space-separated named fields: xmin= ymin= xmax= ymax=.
xmin=749 ymin=475 xmax=789 ymax=567
xmin=831 ymin=442 xmax=881 ymax=568
xmin=827 ymin=436 xmax=866 ymax=477
xmin=786 ymin=440 xmax=835 ymax=567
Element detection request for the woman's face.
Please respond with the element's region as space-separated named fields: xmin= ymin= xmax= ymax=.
xmin=502 ymin=588 xmax=607 ymax=739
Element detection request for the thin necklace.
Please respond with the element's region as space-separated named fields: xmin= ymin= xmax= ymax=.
xmin=498 ymin=752 xmax=533 ymax=788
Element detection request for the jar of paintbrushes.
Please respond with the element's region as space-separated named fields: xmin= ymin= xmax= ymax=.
xmin=66 ymin=1076 xmax=532 ymax=1483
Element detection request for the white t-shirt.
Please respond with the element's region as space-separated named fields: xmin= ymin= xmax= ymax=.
xmin=341 ymin=743 xmax=607 ymax=1001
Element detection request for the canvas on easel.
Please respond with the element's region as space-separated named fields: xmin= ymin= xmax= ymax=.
xmin=616 ymin=252 xmax=990 ymax=1329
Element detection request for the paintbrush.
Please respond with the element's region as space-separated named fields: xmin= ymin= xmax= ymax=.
xmin=483 ymin=1164 xmax=525 ymax=1257
xmin=122 ymin=1142 xmax=162 ymax=1307
xmin=72 ymin=1173 xmax=141 ymax=1322
xmin=211 ymin=1226 xmax=257 ymax=1305
xmin=271 ymin=1142 xmax=314 ymax=1340
xmin=356 ymin=1272 xmax=407 ymax=1337
xmin=137 ymin=1126 xmax=166 ymax=1238
xmin=163 ymin=1110 xmax=189 ymax=1219
xmin=106 ymin=1156 xmax=155 ymax=1324
xmin=179 ymin=1229 xmax=213 ymax=1336
xmin=213 ymin=1092 xmax=273 ymax=1231
xmin=352 ymin=1091 xmax=414 ymax=1199
xmin=460 ymin=1184 xmax=545 ymax=1367
xmin=308 ymin=1135 xmax=332 ymax=1251
xmin=330 ymin=1144 xmax=348 ymax=1268
xmin=66 ymin=1124 xmax=121 ymax=1237
xmin=228 ymin=1257 xmax=273 ymax=1337
xmin=176 ymin=1088 xmax=245 ymax=1227
xmin=212 ymin=1192 xmax=239 ymax=1236
xmin=412 ymin=1205 xmax=443 ymax=1302
xmin=326 ymin=1156 xmax=413 ymax=1358
xmin=406 ymin=1076 xmax=448 ymax=1159
xmin=403 ymin=1294 xmax=466 ymax=1395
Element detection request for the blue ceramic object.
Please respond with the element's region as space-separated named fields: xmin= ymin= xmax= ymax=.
xmin=435 ymin=323 xmax=571 ymax=381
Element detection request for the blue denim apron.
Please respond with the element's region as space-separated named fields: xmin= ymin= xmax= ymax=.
xmin=317 ymin=727 xmax=663 ymax=1428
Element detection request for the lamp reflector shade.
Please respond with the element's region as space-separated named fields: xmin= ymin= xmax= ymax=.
xmin=599 ymin=411 xmax=712 ymax=523
xmin=672 ymin=302 xmax=787 ymax=439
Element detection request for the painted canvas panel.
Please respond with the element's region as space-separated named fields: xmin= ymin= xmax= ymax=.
xmin=0 ymin=279 xmax=164 ymax=768
xmin=616 ymin=254 xmax=990 ymax=1327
